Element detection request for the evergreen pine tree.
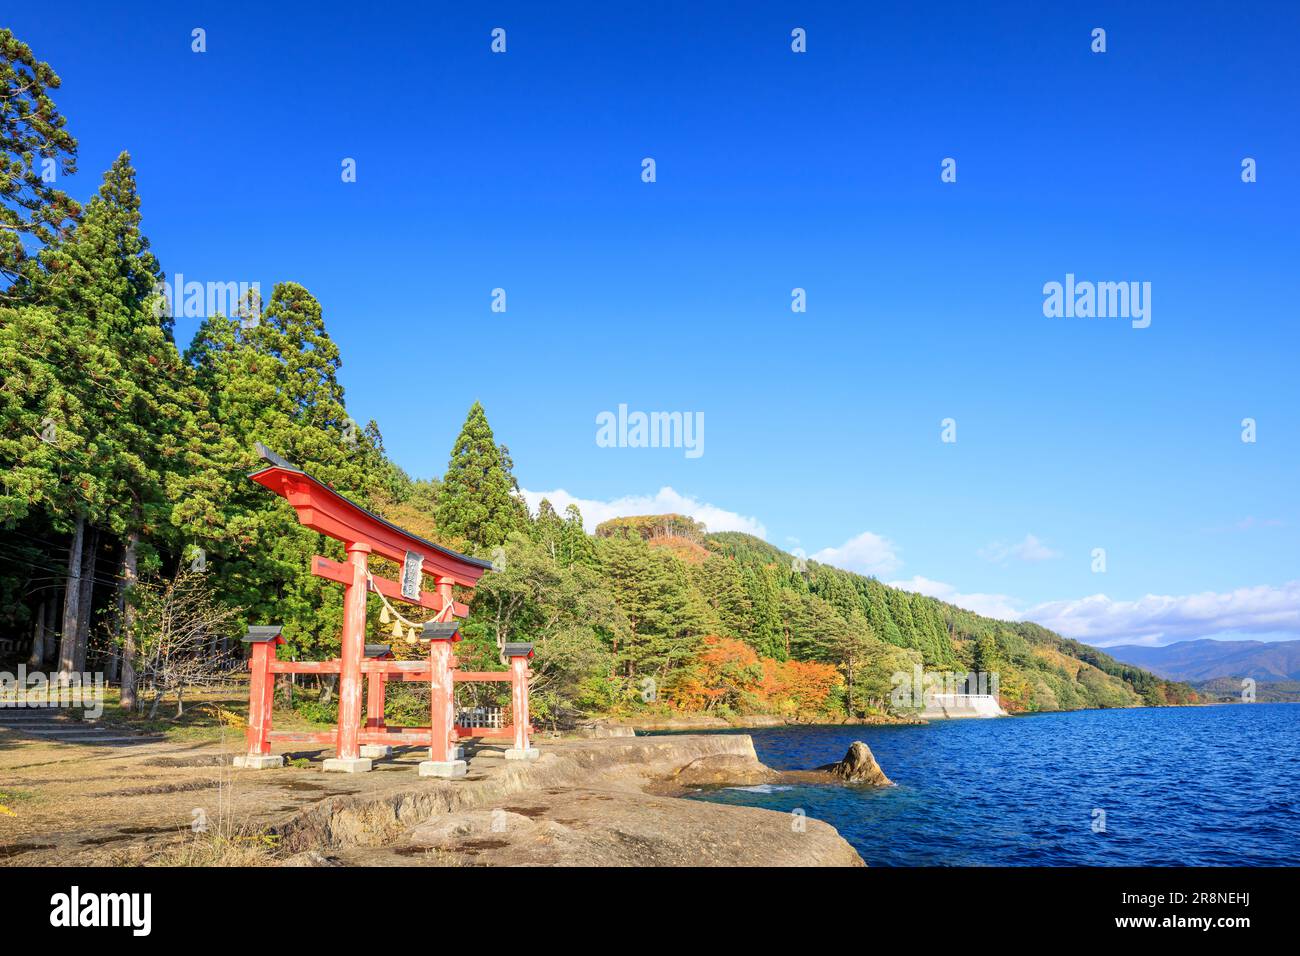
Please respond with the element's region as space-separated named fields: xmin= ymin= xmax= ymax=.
xmin=186 ymin=282 xmax=380 ymax=658
xmin=0 ymin=28 xmax=79 ymax=301
xmin=436 ymin=401 xmax=527 ymax=551
xmin=19 ymin=153 xmax=189 ymax=683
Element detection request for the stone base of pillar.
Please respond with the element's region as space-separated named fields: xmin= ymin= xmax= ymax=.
xmin=322 ymin=756 xmax=373 ymax=773
xmin=418 ymin=759 xmax=467 ymax=778
xmin=359 ymin=744 xmax=392 ymax=759
xmin=503 ymin=748 xmax=540 ymax=761
xmin=233 ymin=754 xmax=283 ymax=770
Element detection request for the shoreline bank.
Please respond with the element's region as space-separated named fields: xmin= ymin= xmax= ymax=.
xmin=600 ymin=713 xmax=927 ymax=733
xmin=0 ymin=725 xmax=863 ymax=867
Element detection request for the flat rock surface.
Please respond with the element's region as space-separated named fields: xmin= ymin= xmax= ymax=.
xmin=339 ymin=786 xmax=859 ymax=866
xmin=0 ymin=721 xmax=861 ymax=867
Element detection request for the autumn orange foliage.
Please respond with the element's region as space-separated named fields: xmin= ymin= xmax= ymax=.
xmin=670 ymin=636 xmax=842 ymax=719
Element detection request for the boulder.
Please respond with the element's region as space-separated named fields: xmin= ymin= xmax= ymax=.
xmin=576 ymin=721 xmax=637 ymax=739
xmin=671 ymin=752 xmax=781 ymax=787
xmin=818 ymin=741 xmax=892 ymax=786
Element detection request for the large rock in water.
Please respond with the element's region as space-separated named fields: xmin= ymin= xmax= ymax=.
xmin=819 ymin=741 xmax=892 ymax=786
xmin=671 ymin=752 xmax=782 ymax=787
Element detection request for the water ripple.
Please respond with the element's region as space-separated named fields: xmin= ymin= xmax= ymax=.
xmin=687 ymin=703 xmax=1300 ymax=866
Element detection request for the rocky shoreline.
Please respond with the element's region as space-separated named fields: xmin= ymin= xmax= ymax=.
xmin=660 ymin=739 xmax=893 ymax=791
xmin=0 ymin=730 xmax=874 ymax=867
xmin=593 ymin=713 xmax=926 ymax=733
xmin=276 ymin=734 xmax=869 ymax=866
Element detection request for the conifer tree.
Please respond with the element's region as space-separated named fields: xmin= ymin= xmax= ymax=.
xmin=14 ymin=153 xmax=182 ymax=682
xmin=0 ymin=28 xmax=79 ymax=301
xmin=436 ymin=401 xmax=528 ymax=551
xmin=186 ymin=282 xmax=382 ymax=659
xmin=693 ymin=555 xmax=753 ymax=643
xmin=532 ymin=498 xmax=565 ymax=560
xmin=598 ymin=534 xmax=707 ymax=680
xmin=560 ymin=503 xmax=596 ymax=566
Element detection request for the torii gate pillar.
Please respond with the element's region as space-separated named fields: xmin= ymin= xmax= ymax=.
xmin=236 ymin=448 xmax=496 ymax=775
xmin=419 ymin=619 xmax=466 ymax=778
xmin=323 ymin=541 xmax=373 ymax=773
xmin=504 ymin=642 xmax=539 ymax=760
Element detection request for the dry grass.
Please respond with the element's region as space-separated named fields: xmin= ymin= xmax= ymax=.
xmin=150 ymin=829 xmax=280 ymax=866
xmin=107 ymin=826 xmax=281 ymax=867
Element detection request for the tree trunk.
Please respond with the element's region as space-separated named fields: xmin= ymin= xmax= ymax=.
xmin=27 ymin=601 xmax=46 ymax=668
xmin=74 ymin=527 xmax=98 ymax=672
xmin=106 ymin=542 xmax=128 ymax=682
xmin=119 ymin=531 xmax=139 ymax=711
xmin=43 ymin=592 xmax=58 ymax=669
xmin=57 ymin=515 xmax=86 ymax=682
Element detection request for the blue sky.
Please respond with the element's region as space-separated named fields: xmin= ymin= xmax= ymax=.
xmin=12 ymin=1 xmax=1298 ymax=646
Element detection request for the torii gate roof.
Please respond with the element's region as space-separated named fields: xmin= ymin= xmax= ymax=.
xmin=248 ymin=444 xmax=493 ymax=589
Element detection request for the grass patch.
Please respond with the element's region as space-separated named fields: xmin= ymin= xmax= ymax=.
xmin=93 ymin=685 xmax=338 ymax=744
xmin=108 ymin=827 xmax=282 ymax=867
xmin=149 ymin=829 xmax=281 ymax=867
xmin=0 ymin=788 xmax=38 ymax=816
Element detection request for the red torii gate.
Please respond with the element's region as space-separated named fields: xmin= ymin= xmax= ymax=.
xmin=233 ymin=447 xmax=538 ymax=776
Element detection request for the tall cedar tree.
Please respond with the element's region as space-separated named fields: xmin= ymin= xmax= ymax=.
xmin=0 ymin=29 xmax=83 ymax=581
xmin=436 ymin=401 xmax=528 ymax=552
xmin=14 ymin=154 xmax=196 ymax=682
xmin=0 ymin=28 xmax=79 ymax=301
xmin=187 ymin=282 xmax=385 ymax=659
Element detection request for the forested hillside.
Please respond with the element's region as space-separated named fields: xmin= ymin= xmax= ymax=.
xmin=0 ymin=26 xmax=1195 ymax=724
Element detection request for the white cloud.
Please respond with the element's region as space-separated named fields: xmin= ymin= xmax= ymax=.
xmin=887 ymin=575 xmax=1023 ymax=621
xmin=811 ymin=531 xmax=902 ymax=576
xmin=886 ymin=576 xmax=1300 ymax=646
xmin=978 ymin=533 xmax=1061 ymax=563
xmin=1026 ymin=582 xmax=1300 ymax=646
xmin=519 ymin=486 xmax=766 ymax=538
xmin=516 ymin=491 xmax=1300 ymax=649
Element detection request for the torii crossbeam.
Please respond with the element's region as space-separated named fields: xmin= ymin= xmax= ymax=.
xmin=233 ymin=445 xmax=539 ymax=776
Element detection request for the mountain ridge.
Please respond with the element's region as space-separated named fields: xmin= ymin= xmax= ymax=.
xmin=1102 ymin=638 xmax=1300 ymax=682
xmin=697 ymin=530 xmax=1197 ymax=712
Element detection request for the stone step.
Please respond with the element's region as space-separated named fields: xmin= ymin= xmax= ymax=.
xmin=0 ymin=713 xmax=90 ymax=721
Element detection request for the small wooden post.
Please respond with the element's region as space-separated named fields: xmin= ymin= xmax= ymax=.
xmin=358 ymin=644 xmax=395 ymax=760
xmin=364 ymin=643 xmax=393 ymax=731
xmin=238 ymin=626 xmax=284 ymax=768
xmin=365 ymin=672 xmax=385 ymax=729
xmin=504 ymin=642 xmax=538 ymax=760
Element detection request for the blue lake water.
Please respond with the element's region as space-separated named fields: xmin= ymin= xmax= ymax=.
xmin=685 ymin=703 xmax=1300 ymax=866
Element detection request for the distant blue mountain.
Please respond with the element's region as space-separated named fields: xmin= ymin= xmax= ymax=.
xmin=1102 ymin=639 xmax=1300 ymax=682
